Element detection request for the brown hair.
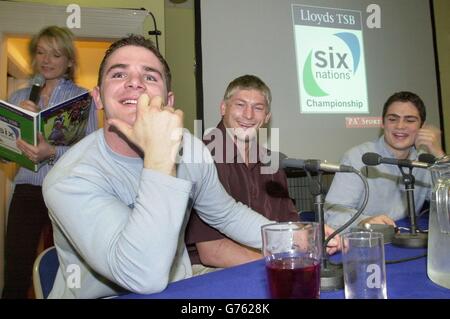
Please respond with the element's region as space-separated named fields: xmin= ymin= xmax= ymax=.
xmin=97 ymin=35 xmax=172 ymax=91
xmin=382 ymin=91 xmax=426 ymax=126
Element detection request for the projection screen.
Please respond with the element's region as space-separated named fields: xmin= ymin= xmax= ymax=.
xmin=197 ymin=0 xmax=440 ymax=162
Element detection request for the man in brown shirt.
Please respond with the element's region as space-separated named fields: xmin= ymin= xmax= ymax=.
xmin=185 ymin=75 xmax=338 ymax=274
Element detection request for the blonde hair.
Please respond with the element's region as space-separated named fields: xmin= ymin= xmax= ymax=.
xmin=29 ymin=26 xmax=76 ymax=80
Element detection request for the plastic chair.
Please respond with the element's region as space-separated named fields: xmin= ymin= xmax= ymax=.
xmin=299 ymin=210 xmax=317 ymax=222
xmin=32 ymin=246 xmax=59 ymax=299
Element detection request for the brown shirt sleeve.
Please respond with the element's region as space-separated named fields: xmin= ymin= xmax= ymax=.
xmin=185 ymin=159 xmax=298 ymax=264
xmin=186 ymin=209 xmax=225 ymax=246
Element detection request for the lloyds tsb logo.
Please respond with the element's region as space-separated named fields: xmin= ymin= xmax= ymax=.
xmin=303 ymin=32 xmax=361 ymax=97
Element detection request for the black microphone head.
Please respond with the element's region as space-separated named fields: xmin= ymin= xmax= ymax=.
xmin=29 ymin=74 xmax=45 ymax=104
xmin=281 ymin=158 xmax=306 ymax=169
xmin=278 ymin=152 xmax=288 ymax=163
xmin=418 ymin=153 xmax=436 ymax=165
xmin=31 ymin=74 xmax=45 ymax=87
xmin=362 ymin=152 xmax=382 ymax=166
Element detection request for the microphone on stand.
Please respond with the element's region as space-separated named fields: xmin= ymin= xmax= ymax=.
xmin=281 ymin=158 xmax=356 ymax=173
xmin=29 ymin=74 xmax=45 ymax=104
xmin=282 ymin=157 xmax=369 ymax=291
xmin=362 ymin=152 xmax=433 ymax=169
xmin=362 ymin=152 xmax=434 ymax=248
xmin=417 ymin=153 xmax=436 ymax=165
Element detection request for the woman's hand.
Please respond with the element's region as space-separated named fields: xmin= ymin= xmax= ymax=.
xmin=16 ymin=133 xmax=56 ymax=164
xmin=19 ymin=100 xmax=40 ymax=113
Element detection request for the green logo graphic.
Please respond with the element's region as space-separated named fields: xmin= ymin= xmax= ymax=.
xmin=303 ymin=51 xmax=328 ymax=97
xmin=303 ymin=32 xmax=360 ymax=97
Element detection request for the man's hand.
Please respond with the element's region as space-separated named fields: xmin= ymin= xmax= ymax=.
xmin=16 ymin=133 xmax=55 ymax=164
xmin=359 ymin=214 xmax=396 ymax=227
xmin=415 ymin=124 xmax=445 ymax=158
xmin=108 ymin=94 xmax=184 ymax=176
xmin=324 ymin=224 xmax=341 ymax=255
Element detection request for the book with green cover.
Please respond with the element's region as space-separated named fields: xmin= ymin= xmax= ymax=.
xmin=0 ymin=91 xmax=92 ymax=171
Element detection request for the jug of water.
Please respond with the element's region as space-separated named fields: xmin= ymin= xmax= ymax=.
xmin=428 ymin=157 xmax=450 ymax=289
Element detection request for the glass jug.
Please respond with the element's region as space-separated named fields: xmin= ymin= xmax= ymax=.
xmin=428 ymin=158 xmax=450 ymax=289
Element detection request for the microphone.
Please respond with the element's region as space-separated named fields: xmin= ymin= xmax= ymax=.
xmin=282 ymin=158 xmax=355 ymax=173
xmin=362 ymin=152 xmax=433 ymax=169
xmin=417 ymin=153 xmax=436 ymax=165
xmin=29 ymin=74 xmax=45 ymax=104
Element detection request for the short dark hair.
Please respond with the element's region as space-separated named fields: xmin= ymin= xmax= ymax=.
xmin=97 ymin=35 xmax=171 ymax=91
xmin=382 ymin=91 xmax=426 ymax=126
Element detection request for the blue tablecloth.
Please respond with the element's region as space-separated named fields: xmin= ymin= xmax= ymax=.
xmin=117 ymin=215 xmax=450 ymax=299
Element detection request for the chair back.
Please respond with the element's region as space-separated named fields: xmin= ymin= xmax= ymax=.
xmin=33 ymin=246 xmax=59 ymax=299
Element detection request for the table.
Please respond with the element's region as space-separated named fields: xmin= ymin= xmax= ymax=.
xmin=117 ymin=216 xmax=450 ymax=299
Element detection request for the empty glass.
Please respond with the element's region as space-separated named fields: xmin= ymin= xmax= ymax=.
xmin=341 ymin=231 xmax=387 ymax=299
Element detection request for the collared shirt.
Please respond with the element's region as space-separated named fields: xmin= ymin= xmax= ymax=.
xmin=8 ymin=78 xmax=98 ymax=186
xmin=185 ymin=121 xmax=298 ymax=264
xmin=324 ymin=136 xmax=432 ymax=229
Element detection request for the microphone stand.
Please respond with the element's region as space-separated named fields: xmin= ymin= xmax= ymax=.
xmin=302 ymin=166 xmax=370 ymax=291
xmin=304 ymin=170 xmax=344 ymax=291
xmin=392 ymin=166 xmax=428 ymax=248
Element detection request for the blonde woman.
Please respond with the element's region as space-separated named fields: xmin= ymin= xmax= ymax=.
xmin=2 ymin=26 xmax=97 ymax=299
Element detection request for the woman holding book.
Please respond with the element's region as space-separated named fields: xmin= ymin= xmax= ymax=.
xmin=2 ymin=26 xmax=98 ymax=299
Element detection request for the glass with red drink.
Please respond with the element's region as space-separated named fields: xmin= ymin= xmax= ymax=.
xmin=261 ymin=222 xmax=321 ymax=299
